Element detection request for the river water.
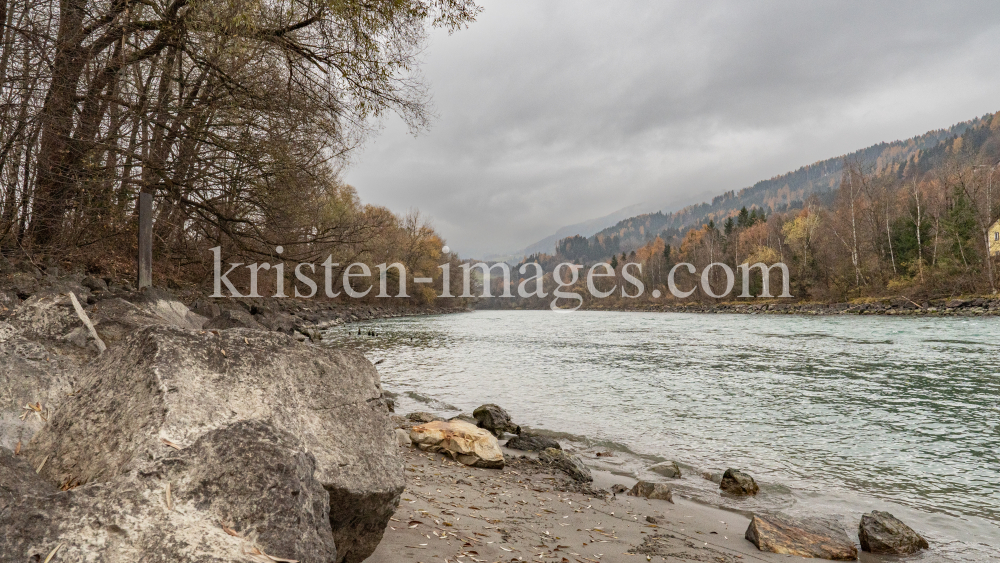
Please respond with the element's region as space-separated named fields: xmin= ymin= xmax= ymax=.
xmin=324 ymin=310 xmax=1000 ymax=561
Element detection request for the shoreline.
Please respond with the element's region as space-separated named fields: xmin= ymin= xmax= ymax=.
xmin=476 ymin=296 xmax=1000 ymax=316
xmin=370 ymin=439 xmax=810 ymax=563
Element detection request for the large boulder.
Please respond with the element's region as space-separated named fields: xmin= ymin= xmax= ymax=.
xmin=409 ymin=420 xmax=505 ymax=469
xmin=720 ymin=468 xmax=759 ymax=495
xmin=22 ymin=325 xmax=401 ymax=563
xmin=0 ymin=321 xmax=81 ymax=451
xmin=473 ymin=403 xmax=520 ymax=437
xmin=628 ymin=481 xmax=674 ymax=503
xmin=858 ymin=511 xmax=929 ymax=555
xmin=505 ymin=432 xmax=561 ymax=452
xmin=2 ymin=421 xmax=338 ymax=562
xmin=649 ymin=460 xmax=681 ymax=478
xmin=539 ymin=447 xmax=592 ymax=482
xmin=745 ymin=513 xmax=857 ymax=560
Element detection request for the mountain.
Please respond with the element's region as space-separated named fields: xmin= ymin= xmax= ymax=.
xmin=482 ymin=202 xmax=654 ymax=262
xmin=583 ymin=116 xmax=984 ymax=250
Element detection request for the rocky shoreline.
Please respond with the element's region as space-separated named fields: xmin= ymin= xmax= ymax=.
xmin=482 ymin=295 xmax=1000 ymax=316
xmin=377 ymin=406 xmax=934 ymax=562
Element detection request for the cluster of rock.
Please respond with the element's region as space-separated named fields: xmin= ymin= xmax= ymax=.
xmin=0 ymin=284 xmax=403 ymax=562
xmin=396 ymin=404 xmax=597 ymax=485
xmin=708 ymin=467 xmax=929 ymax=560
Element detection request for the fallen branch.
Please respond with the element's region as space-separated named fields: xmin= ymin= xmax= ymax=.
xmin=68 ymin=292 xmax=107 ymax=353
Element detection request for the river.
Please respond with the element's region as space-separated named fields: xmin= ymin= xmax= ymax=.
xmin=324 ymin=310 xmax=1000 ymax=561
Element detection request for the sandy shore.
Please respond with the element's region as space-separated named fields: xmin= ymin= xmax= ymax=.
xmin=368 ymin=443 xmax=838 ymax=563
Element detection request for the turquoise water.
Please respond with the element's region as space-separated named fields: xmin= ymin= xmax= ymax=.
xmin=326 ymin=310 xmax=1000 ymax=561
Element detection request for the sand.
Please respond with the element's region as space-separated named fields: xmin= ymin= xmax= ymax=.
xmin=367 ymin=443 xmax=827 ymax=563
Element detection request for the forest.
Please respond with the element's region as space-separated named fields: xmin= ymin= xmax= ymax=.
xmin=0 ymin=0 xmax=478 ymax=297
xmin=500 ymin=112 xmax=1000 ymax=305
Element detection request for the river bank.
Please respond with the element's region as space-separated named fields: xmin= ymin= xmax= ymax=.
xmin=479 ymin=296 xmax=1000 ymax=316
xmin=369 ymin=440 xmax=803 ymax=563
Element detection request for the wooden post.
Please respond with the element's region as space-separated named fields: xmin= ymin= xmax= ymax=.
xmin=138 ymin=192 xmax=152 ymax=289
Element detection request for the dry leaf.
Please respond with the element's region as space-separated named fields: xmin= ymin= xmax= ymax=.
xmin=14 ymin=441 xmax=21 ymax=455
xmin=221 ymin=349 xmax=227 ymax=356
xmin=36 ymin=454 xmax=49 ymax=474
xmin=222 ymin=524 xmax=242 ymax=537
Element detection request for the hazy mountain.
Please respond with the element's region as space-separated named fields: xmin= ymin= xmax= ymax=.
xmin=482 ymin=202 xmax=654 ymax=262
xmin=585 ymin=116 xmax=983 ymax=250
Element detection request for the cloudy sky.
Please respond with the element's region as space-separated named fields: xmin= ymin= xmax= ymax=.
xmin=343 ymin=0 xmax=1000 ymax=257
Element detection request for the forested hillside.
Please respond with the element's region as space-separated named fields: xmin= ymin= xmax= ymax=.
xmin=584 ymin=117 xmax=981 ymax=252
xmin=533 ymin=111 xmax=1000 ymax=301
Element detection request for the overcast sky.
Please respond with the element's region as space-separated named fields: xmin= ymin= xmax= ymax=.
xmin=343 ymin=0 xmax=1000 ymax=257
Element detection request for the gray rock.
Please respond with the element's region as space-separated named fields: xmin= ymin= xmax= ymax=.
xmin=0 ymin=289 xmax=18 ymax=319
xmin=745 ymin=513 xmax=858 ymax=560
xmin=505 ymin=433 xmax=561 ymax=452
xmin=6 ymin=292 xmax=83 ymax=342
xmin=649 ymin=460 xmax=681 ymax=478
xmin=23 ymin=326 xmax=402 ymax=563
xmin=539 ymin=447 xmax=592 ymax=482
xmin=395 ymin=428 xmax=412 ymax=447
xmin=2 ymin=421 xmax=338 ymax=562
xmin=628 ymin=481 xmax=674 ymax=503
xmin=0 ymin=321 xmax=82 ymax=450
xmin=473 ymin=403 xmax=520 ymax=437
xmin=859 ymin=511 xmax=929 ymax=555
xmin=610 ymin=483 xmax=629 ymax=495
xmin=81 ymin=275 xmax=108 ymax=292
xmin=449 ymin=413 xmax=478 ymax=425
xmin=407 ymin=411 xmax=443 ymax=423
xmin=720 ymin=468 xmax=759 ymax=495
xmin=188 ymin=298 xmax=221 ymax=319
xmin=204 ymin=307 xmax=263 ymax=330
xmin=256 ymin=311 xmax=296 ymax=333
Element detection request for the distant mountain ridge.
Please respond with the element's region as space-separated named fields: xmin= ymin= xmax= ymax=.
xmin=586 ymin=116 xmax=984 ymax=249
xmin=483 ymin=202 xmax=653 ymax=262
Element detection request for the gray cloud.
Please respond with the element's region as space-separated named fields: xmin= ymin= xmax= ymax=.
xmin=344 ymin=0 xmax=1000 ymax=257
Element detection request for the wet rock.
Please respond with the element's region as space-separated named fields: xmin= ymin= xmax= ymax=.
xmin=449 ymin=413 xmax=478 ymax=425
xmin=649 ymin=460 xmax=681 ymax=478
xmin=539 ymin=447 xmax=592 ymax=482
xmin=23 ymin=326 xmax=401 ymax=563
xmin=720 ymin=468 xmax=759 ymax=495
xmin=610 ymin=483 xmax=629 ymax=495
xmin=858 ymin=511 xmax=929 ymax=555
xmin=646 ymin=515 xmax=659 ymax=524
xmin=203 ymin=308 xmax=263 ymax=330
xmin=505 ymin=433 xmax=561 ymax=452
xmin=407 ymin=411 xmax=443 ymax=424
xmin=628 ymin=481 xmax=674 ymax=503
xmin=2 ymin=421 xmax=338 ymax=563
xmin=409 ymin=420 xmax=505 ymax=469
xmin=745 ymin=513 xmax=857 ymax=560
xmin=473 ymin=403 xmax=521 ymax=437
